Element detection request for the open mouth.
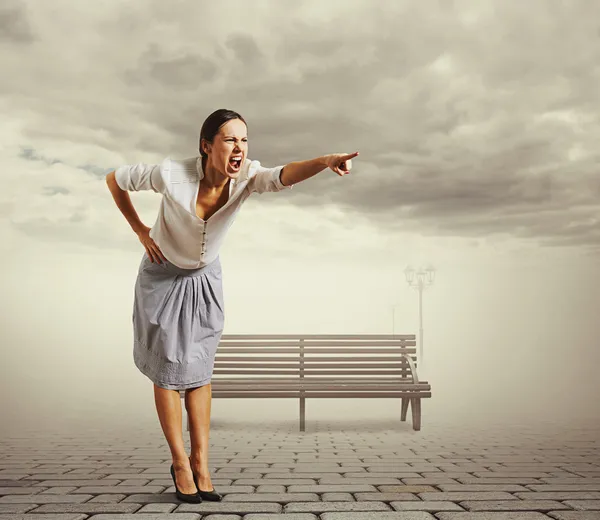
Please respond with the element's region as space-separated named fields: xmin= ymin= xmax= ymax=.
xmin=229 ymin=156 xmax=242 ymax=171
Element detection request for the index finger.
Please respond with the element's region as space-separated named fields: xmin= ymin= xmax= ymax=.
xmin=344 ymin=151 xmax=359 ymax=160
xmin=154 ymin=246 xmax=167 ymax=262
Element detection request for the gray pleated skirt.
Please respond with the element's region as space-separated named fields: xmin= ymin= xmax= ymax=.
xmin=132 ymin=252 xmax=225 ymax=390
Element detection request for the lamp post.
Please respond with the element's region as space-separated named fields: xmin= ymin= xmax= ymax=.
xmin=404 ymin=265 xmax=436 ymax=365
xmin=391 ymin=304 xmax=401 ymax=336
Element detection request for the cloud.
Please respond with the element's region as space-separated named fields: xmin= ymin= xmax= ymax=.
xmin=43 ymin=186 xmax=70 ymax=196
xmin=0 ymin=1 xmax=35 ymax=44
xmin=124 ymin=44 xmax=220 ymax=88
xmin=2 ymin=0 xmax=600 ymax=250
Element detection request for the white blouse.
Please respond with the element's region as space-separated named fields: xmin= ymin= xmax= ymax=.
xmin=114 ymin=156 xmax=293 ymax=269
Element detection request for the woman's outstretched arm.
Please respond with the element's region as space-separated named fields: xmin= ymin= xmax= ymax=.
xmin=280 ymin=152 xmax=359 ymax=186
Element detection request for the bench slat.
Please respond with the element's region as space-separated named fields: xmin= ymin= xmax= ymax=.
xmin=211 ymin=384 xmax=430 ymax=391
xmin=210 ymin=379 xmax=428 ymax=384
xmin=213 ymin=369 xmax=412 ymax=375
xmin=220 ymin=334 xmax=415 ymax=340
xmin=213 ymin=356 xmax=413 ymax=362
xmin=218 ymin=341 xmax=416 ymax=347
xmin=210 ymin=391 xmax=432 ymax=398
xmin=211 ymin=378 xmax=426 ymax=384
xmin=217 ymin=348 xmax=416 ymax=354
xmin=214 ymin=362 xmax=412 ymax=369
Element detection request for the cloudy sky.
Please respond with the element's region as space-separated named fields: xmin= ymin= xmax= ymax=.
xmin=1 ymin=0 xmax=600 ymax=434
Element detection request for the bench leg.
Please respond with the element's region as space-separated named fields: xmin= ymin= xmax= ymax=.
xmin=410 ymin=398 xmax=421 ymax=431
xmin=400 ymin=398 xmax=410 ymax=421
xmin=180 ymin=394 xmax=190 ymax=432
xmin=299 ymin=396 xmax=305 ymax=432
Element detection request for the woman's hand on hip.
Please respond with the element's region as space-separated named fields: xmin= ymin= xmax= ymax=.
xmin=137 ymin=225 xmax=167 ymax=264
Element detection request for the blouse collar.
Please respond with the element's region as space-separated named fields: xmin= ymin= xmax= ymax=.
xmin=195 ymin=156 xmax=205 ymax=180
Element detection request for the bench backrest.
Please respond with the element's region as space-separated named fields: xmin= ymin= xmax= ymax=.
xmin=213 ymin=334 xmax=417 ymax=381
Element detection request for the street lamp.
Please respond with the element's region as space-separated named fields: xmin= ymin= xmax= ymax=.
xmin=404 ymin=264 xmax=436 ymax=365
xmin=391 ymin=305 xmax=401 ymax=336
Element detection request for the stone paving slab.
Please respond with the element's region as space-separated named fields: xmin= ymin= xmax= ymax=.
xmin=31 ymin=480 xmax=124 ymax=487
xmin=353 ymin=493 xmax=419 ymax=501
xmin=321 ymin=514 xmax=436 ymax=520
xmin=222 ymin=493 xmax=320 ymax=503
xmin=21 ymin=475 xmax=113 ymax=480
xmin=88 ymin=495 xmax=127 ymax=503
xmin=561 ymin=499 xmax=600 ymax=510
xmin=390 ymin=501 xmax=464 ymax=511
xmin=418 ymin=492 xmax=519 ymax=501
xmin=458 ymin=500 xmax=570 ymax=511
xmin=437 ymin=514 xmax=552 ymax=519
xmin=377 ymin=487 xmax=438 ymax=493
xmin=177 ymin=503 xmax=283 ymax=513
xmin=0 ymin=515 xmax=89 ymax=520
xmin=1 ymin=418 xmax=599 ymax=519
xmin=527 ymin=485 xmax=600 ymax=492
xmin=121 ymin=494 xmax=186 ymax=504
xmin=287 ymin=485 xmax=380 ymax=493
xmin=320 ymin=493 xmax=354 ymax=502
xmin=548 ymin=513 xmax=600 ymax=520
xmin=0 ymin=506 xmax=37 ymax=514
xmin=282 ymin=502 xmax=394 ymax=513
xmin=401 ymin=478 xmax=462 ymax=485
xmin=243 ymin=516 xmax=317 ymax=520
xmin=329 ymin=473 xmax=423 ymax=479
xmin=244 ymin=513 xmax=318 ymax=520
xmin=0 ymin=488 xmax=48 ymax=495
xmin=308 ymin=478 xmax=408 ymax=485
xmin=0 ymin=495 xmax=94 ymax=504
xmin=32 ymin=503 xmax=144 ymax=513
xmin=539 ymin=479 xmax=600 ymax=485
xmin=37 ymin=489 xmax=79 ymax=496
xmin=67 ymin=486 xmax=167 ymax=494
xmin=437 ymin=485 xmax=530 ymax=492
xmin=455 ymin=478 xmax=543 ymax=485
xmin=137 ymin=504 xmax=177 ymax=513
xmin=86 ymin=515 xmax=203 ymax=520
xmin=515 ymin=492 xmax=600 ymax=500
xmin=231 ymin=480 xmax=324 ymax=486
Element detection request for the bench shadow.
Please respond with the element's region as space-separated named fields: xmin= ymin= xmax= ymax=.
xmin=210 ymin=417 xmax=415 ymax=434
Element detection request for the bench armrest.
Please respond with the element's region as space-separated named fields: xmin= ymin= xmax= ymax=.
xmin=399 ymin=353 xmax=420 ymax=384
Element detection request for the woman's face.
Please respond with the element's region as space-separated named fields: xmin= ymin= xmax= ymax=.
xmin=203 ymin=118 xmax=248 ymax=178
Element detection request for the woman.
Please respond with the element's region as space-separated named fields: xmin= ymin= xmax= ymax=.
xmin=106 ymin=108 xmax=358 ymax=503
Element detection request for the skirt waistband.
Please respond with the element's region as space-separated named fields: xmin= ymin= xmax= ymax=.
xmin=140 ymin=252 xmax=221 ymax=278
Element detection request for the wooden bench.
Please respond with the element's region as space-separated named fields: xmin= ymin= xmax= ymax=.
xmin=180 ymin=334 xmax=431 ymax=431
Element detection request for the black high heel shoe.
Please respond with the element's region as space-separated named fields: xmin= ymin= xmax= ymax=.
xmin=170 ymin=463 xmax=203 ymax=503
xmin=189 ymin=456 xmax=223 ymax=501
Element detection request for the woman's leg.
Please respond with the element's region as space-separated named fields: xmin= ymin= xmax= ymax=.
xmin=153 ymin=384 xmax=198 ymax=494
xmin=185 ymin=383 xmax=214 ymax=491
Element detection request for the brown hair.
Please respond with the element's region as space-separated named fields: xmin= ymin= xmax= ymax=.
xmin=199 ymin=109 xmax=247 ymax=162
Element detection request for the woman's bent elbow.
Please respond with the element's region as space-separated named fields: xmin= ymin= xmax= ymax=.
xmin=106 ymin=171 xmax=123 ymax=192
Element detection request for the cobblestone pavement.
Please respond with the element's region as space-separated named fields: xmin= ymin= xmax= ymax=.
xmin=1 ymin=415 xmax=599 ymax=520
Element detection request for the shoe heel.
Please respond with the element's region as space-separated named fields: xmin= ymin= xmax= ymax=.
xmin=188 ymin=457 xmax=223 ymax=501
xmin=170 ymin=463 xmax=203 ymax=503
